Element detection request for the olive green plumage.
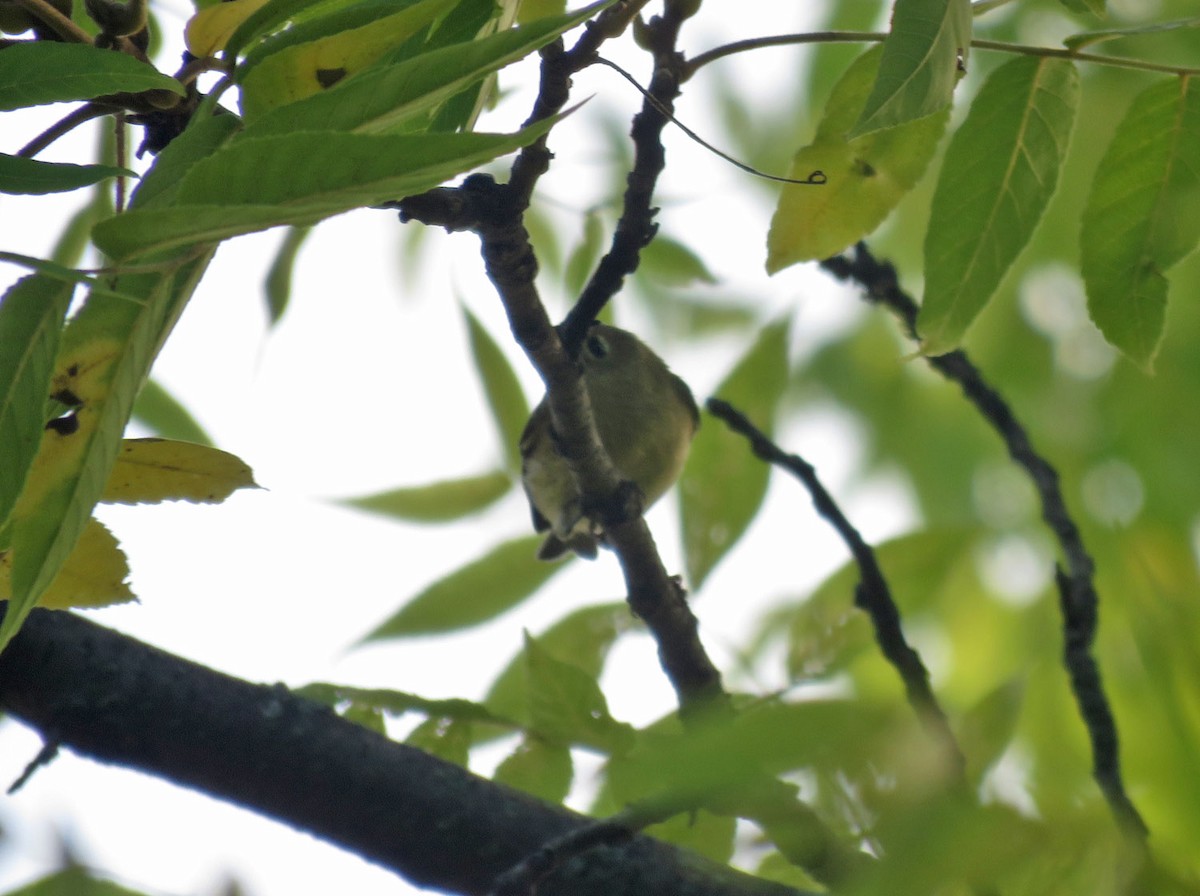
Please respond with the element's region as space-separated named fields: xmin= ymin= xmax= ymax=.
xmin=520 ymin=324 xmax=699 ymax=561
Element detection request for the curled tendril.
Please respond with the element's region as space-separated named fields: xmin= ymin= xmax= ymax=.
xmin=594 ymin=56 xmax=825 ymax=187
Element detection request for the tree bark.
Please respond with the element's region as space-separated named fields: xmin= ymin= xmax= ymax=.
xmin=0 ymin=608 xmax=802 ymax=896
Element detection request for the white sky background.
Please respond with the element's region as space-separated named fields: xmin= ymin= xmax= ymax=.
xmin=0 ymin=3 xmax=916 ymax=894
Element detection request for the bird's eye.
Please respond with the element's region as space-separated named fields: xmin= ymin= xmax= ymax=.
xmin=585 ymin=334 xmax=609 ymax=359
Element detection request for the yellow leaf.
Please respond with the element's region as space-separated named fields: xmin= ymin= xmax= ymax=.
xmin=101 ymin=438 xmax=258 ymax=504
xmin=0 ymin=518 xmax=134 ymax=610
xmin=766 ymin=48 xmax=949 ymax=271
xmin=517 ymin=0 xmax=565 ymax=24
xmin=239 ymin=0 xmax=458 ymax=120
xmin=10 ymin=335 xmax=124 ymax=532
xmin=185 ymin=0 xmax=271 ymax=57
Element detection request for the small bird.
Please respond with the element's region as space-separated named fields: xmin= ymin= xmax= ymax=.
xmin=520 ymin=323 xmax=699 ymax=560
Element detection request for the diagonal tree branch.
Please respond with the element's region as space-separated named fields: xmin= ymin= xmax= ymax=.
xmin=395 ymin=3 xmax=726 ymax=717
xmin=558 ymin=1 xmax=694 ymax=352
xmin=706 ymin=397 xmax=965 ymax=778
xmin=819 ymin=242 xmax=1148 ymax=840
xmin=0 ymin=607 xmax=807 ymax=896
xmin=402 ymin=10 xmax=863 ymax=883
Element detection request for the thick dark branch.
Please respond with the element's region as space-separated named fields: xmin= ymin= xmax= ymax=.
xmin=559 ymin=3 xmax=693 ymax=352
xmin=0 ymin=608 xmax=803 ymax=896
xmin=706 ymin=397 xmax=965 ymax=777
xmin=820 ymin=243 xmax=1148 ymax=839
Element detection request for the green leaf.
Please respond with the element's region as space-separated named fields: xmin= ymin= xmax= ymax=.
xmin=463 ymin=306 xmax=529 ymax=475
xmin=1063 ymin=16 xmax=1200 ymax=51
xmin=1056 ymin=0 xmax=1106 ymax=16
xmin=851 ymin=0 xmax=971 ymax=137
xmin=51 ymin=187 xmax=114 ymax=268
xmin=524 ymin=203 xmax=563 ymax=278
xmin=128 ymin=111 xmax=242 ymax=211
xmin=3 ymin=867 xmax=155 ymax=896
xmin=755 ymin=851 xmax=824 ymax=892
xmin=680 ymin=319 xmax=789 ymax=589
xmin=607 ymin=699 xmax=896 ymax=804
xmin=766 ymin=48 xmax=950 ymax=270
xmin=523 ymin=632 xmax=635 ymax=753
xmin=100 ymin=438 xmax=257 ymax=504
xmin=341 ymin=701 xmax=388 ymax=734
xmin=493 ymin=736 xmax=574 ymax=803
xmin=0 ymin=42 xmax=184 ymax=111
xmin=358 ymin=535 xmax=566 ymax=641
xmin=297 ymin=682 xmax=513 ymax=724
xmin=959 ymin=678 xmax=1024 ymax=787
xmin=406 ymin=715 xmax=472 ymax=765
xmin=777 ymin=583 xmax=876 ymax=684
xmin=645 ymin=811 xmax=737 ymax=865
xmin=237 ymin=0 xmax=460 ymax=119
xmin=93 ymin=119 xmax=565 ymax=260
xmin=1080 ymin=76 xmax=1200 ymax=369
xmin=419 ymin=0 xmax=507 ymax=133
xmin=0 ymin=275 xmax=74 ymax=529
xmin=223 ymin=0 xmax=348 ymax=61
xmin=264 ymin=225 xmax=311 ymax=326
xmin=0 ymin=253 xmax=146 ymax=298
xmin=239 ymin=2 xmax=612 ymax=136
xmin=919 ymin=57 xmax=1079 ymax=354
xmin=235 ymin=0 xmax=433 ymax=73
xmin=778 ymin=529 xmax=976 ymax=684
xmin=0 ymin=251 xmax=215 ymax=653
xmin=564 ymin=208 xmax=604 ymax=297
xmin=0 ymin=154 xmax=135 ymax=196
xmin=338 ymin=469 xmax=511 ymax=522
xmin=484 ymin=602 xmax=630 ymax=727
xmin=131 ymin=378 xmax=212 ymax=445
xmin=517 ymin=0 xmax=564 ymax=23
xmin=638 ymin=235 xmax=718 ymax=286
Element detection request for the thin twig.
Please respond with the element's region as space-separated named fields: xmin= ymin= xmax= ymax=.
xmin=174 ymin=53 xmax=235 ymax=86
xmin=18 ymin=104 xmax=116 ymax=158
xmin=684 ymin=30 xmax=1200 ymax=79
xmin=706 ymin=397 xmax=965 ymax=778
xmin=593 ymin=57 xmax=826 ymax=187
xmin=7 ymin=738 xmax=59 ymax=794
xmin=684 ymin=31 xmax=885 ymax=80
xmin=114 ymin=112 xmax=127 ymax=213
xmin=15 ymin=0 xmax=92 ymax=42
xmin=971 ymin=37 xmax=1200 ymax=77
xmin=820 ymin=243 xmax=1148 ymax=840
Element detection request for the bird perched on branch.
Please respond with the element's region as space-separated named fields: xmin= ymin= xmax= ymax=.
xmin=521 ymin=323 xmax=698 ymax=560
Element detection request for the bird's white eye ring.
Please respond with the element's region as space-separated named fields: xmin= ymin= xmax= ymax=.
xmin=585 ymin=334 xmax=609 ymax=359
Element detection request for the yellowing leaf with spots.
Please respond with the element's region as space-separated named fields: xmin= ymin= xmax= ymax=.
xmin=185 ymin=0 xmax=272 ymax=58
xmin=238 ymin=0 xmax=458 ymax=121
xmin=102 ymin=438 xmax=258 ymax=504
xmin=0 ymin=250 xmax=214 ymax=653
xmin=766 ymin=47 xmax=949 ymax=272
xmin=0 ymin=518 xmax=133 ymax=610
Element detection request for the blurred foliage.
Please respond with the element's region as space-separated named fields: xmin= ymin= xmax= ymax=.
xmin=4 ymin=0 xmax=1200 ymax=893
